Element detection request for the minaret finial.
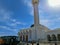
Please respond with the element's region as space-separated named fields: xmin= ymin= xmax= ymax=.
xmin=32 ymin=0 xmax=39 ymax=5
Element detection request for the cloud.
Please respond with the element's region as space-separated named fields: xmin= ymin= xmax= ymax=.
xmin=0 ymin=8 xmax=26 ymax=34
xmin=0 ymin=25 xmax=18 ymax=32
xmin=7 ymin=19 xmax=26 ymax=27
xmin=40 ymin=17 xmax=60 ymax=29
xmin=0 ymin=8 xmax=13 ymax=22
xmin=11 ymin=19 xmax=16 ymax=22
xmin=24 ymin=0 xmax=34 ymax=15
xmin=0 ymin=8 xmax=19 ymax=35
xmin=23 ymin=0 xmax=60 ymax=29
xmin=40 ymin=19 xmax=50 ymax=25
xmin=23 ymin=0 xmax=44 ymax=16
xmin=40 ymin=19 xmax=52 ymax=28
xmin=0 ymin=32 xmax=17 ymax=36
xmin=8 ymin=22 xmax=26 ymax=26
xmin=0 ymin=25 xmax=18 ymax=36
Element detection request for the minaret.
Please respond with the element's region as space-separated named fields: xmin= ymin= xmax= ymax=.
xmin=32 ymin=0 xmax=39 ymax=26
xmin=32 ymin=0 xmax=39 ymax=40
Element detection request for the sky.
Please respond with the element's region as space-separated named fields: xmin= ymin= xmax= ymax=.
xmin=0 ymin=0 xmax=60 ymax=36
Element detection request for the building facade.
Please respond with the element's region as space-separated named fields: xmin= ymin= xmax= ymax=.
xmin=18 ymin=0 xmax=60 ymax=42
xmin=18 ymin=24 xmax=50 ymax=42
xmin=18 ymin=26 xmax=60 ymax=42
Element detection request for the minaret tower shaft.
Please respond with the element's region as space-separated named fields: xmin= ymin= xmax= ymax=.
xmin=32 ymin=0 xmax=39 ymax=26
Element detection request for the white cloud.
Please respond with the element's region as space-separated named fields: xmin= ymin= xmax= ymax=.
xmin=57 ymin=18 xmax=60 ymax=20
xmin=40 ymin=19 xmax=50 ymax=27
xmin=7 ymin=19 xmax=26 ymax=27
xmin=15 ymin=21 xmax=26 ymax=25
xmin=0 ymin=8 xmax=13 ymax=22
xmin=0 ymin=8 xmax=26 ymax=32
xmin=11 ymin=19 xmax=16 ymax=22
xmin=0 ymin=32 xmax=17 ymax=36
xmin=23 ymin=0 xmax=60 ymax=29
xmin=23 ymin=0 xmax=44 ymax=16
xmin=24 ymin=0 xmax=34 ymax=15
xmin=0 ymin=8 xmax=20 ymax=33
xmin=10 ymin=22 xmax=26 ymax=26
xmin=0 ymin=26 xmax=18 ymax=32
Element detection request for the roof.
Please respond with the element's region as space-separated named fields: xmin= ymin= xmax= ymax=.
xmin=47 ymin=28 xmax=60 ymax=33
xmin=19 ymin=24 xmax=50 ymax=33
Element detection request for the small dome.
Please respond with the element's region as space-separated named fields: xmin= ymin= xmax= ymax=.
xmin=30 ymin=24 xmax=50 ymax=32
xmin=30 ymin=24 xmax=34 ymax=27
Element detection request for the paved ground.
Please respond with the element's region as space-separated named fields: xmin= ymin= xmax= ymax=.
xmin=17 ymin=42 xmax=60 ymax=45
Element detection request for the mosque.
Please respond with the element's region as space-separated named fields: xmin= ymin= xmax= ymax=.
xmin=18 ymin=0 xmax=60 ymax=42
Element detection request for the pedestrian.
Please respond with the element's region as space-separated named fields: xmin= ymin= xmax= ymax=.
xmin=37 ymin=43 xmax=39 ymax=45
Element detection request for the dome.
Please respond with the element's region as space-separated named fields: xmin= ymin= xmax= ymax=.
xmin=30 ymin=24 xmax=50 ymax=32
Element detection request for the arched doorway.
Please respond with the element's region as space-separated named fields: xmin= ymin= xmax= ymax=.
xmin=23 ymin=35 xmax=25 ymax=41
xmin=20 ymin=35 xmax=22 ymax=41
xmin=26 ymin=35 xmax=28 ymax=42
xmin=47 ymin=35 xmax=51 ymax=41
xmin=52 ymin=34 xmax=57 ymax=41
xmin=57 ymin=34 xmax=60 ymax=41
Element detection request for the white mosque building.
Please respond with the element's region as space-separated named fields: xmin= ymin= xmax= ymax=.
xmin=18 ymin=0 xmax=60 ymax=42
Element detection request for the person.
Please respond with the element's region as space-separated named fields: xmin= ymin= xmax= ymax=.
xmin=55 ymin=43 xmax=57 ymax=45
xmin=37 ymin=43 xmax=39 ymax=45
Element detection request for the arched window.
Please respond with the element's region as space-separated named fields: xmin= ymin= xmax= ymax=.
xmin=25 ymin=30 xmax=28 ymax=42
xmin=57 ymin=34 xmax=60 ymax=41
xmin=52 ymin=34 xmax=57 ymax=41
xmin=20 ymin=35 xmax=22 ymax=41
xmin=47 ymin=35 xmax=51 ymax=41
xmin=29 ymin=30 xmax=32 ymax=39
xmin=23 ymin=35 xmax=25 ymax=41
xmin=26 ymin=35 xmax=28 ymax=42
xmin=23 ymin=31 xmax=26 ymax=41
xmin=20 ymin=32 xmax=23 ymax=41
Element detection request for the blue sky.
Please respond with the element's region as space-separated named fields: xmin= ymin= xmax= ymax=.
xmin=0 ymin=0 xmax=60 ymax=36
